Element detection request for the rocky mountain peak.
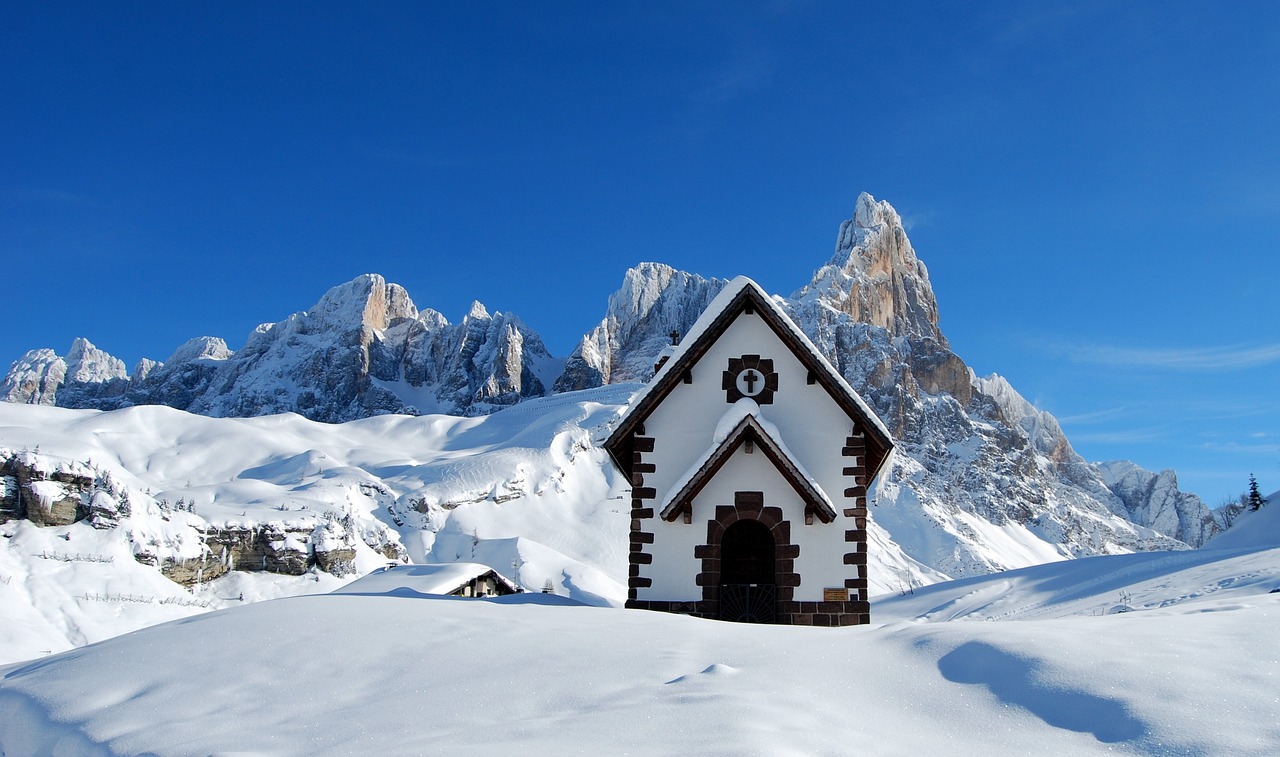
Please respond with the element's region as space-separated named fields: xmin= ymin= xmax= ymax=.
xmin=552 ymin=263 xmax=727 ymax=391
xmin=1096 ymin=461 xmax=1221 ymax=546
xmin=793 ymin=193 xmax=943 ymax=345
xmin=164 ymin=336 xmax=231 ymax=365
xmin=65 ymin=337 xmax=128 ymax=384
xmin=0 ymin=338 xmax=129 ymax=409
xmin=0 ymin=348 xmax=64 ymax=405
xmin=131 ymin=358 xmax=160 ymax=383
xmin=609 ymin=262 xmax=685 ymax=322
xmin=309 ymin=274 xmax=418 ymax=334
xmin=852 ymin=190 xmax=895 ymax=230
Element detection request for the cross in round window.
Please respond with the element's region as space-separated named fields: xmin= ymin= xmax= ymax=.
xmin=722 ymin=355 xmax=777 ymax=404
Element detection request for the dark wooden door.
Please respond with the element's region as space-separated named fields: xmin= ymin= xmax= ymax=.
xmin=719 ymin=519 xmax=776 ymax=622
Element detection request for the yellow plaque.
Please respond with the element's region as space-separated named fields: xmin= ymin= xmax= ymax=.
xmin=823 ymin=588 xmax=849 ymax=602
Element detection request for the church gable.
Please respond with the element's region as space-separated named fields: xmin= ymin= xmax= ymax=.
xmin=604 ymin=276 xmax=895 ymax=627
xmin=658 ymin=406 xmax=837 ymax=526
xmin=604 ymin=279 xmax=892 ymax=484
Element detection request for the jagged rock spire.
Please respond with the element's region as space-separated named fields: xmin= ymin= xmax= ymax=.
xmin=0 ymin=274 xmax=557 ymax=420
xmin=552 ymin=263 xmax=727 ymax=391
xmin=792 ymin=192 xmax=945 ymax=345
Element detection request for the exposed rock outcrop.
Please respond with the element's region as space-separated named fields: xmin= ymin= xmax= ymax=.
xmin=553 ymin=263 xmax=726 ymax=391
xmin=549 ymin=193 xmax=1202 ymax=577
xmin=0 ymin=194 xmax=1218 ymax=580
xmin=1096 ymin=461 xmax=1222 ymax=546
xmin=0 ymin=453 xmax=95 ymax=527
xmin=144 ymin=518 xmax=407 ymax=587
xmin=2 ymin=275 xmax=562 ymax=421
xmin=0 ymin=338 xmax=129 ymax=408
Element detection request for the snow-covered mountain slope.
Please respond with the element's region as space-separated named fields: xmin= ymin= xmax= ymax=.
xmin=1 ymin=193 xmax=1223 ymax=586
xmin=0 ymin=391 xmax=640 ymax=650
xmin=1 ymin=275 xmax=562 ymax=420
xmin=0 ymin=393 xmax=949 ymax=665
xmin=2 ymin=540 xmax=1276 ymax=755
xmin=1204 ymin=487 xmax=1279 ymax=551
xmin=566 ymin=194 xmax=1219 ymax=580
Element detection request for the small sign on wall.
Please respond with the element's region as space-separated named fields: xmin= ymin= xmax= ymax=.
xmin=823 ymin=588 xmax=850 ymax=602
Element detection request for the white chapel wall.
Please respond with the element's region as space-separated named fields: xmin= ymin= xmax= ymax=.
xmin=637 ymin=309 xmax=868 ymax=603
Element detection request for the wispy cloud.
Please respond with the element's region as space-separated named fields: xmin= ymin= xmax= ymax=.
xmin=1059 ymin=396 xmax=1279 ymax=430
xmin=1054 ymin=406 xmax=1130 ymax=425
xmin=991 ymin=1 xmax=1109 ymax=46
xmin=1047 ymin=341 xmax=1280 ymax=371
xmin=1066 ymin=428 xmax=1168 ymax=445
xmin=900 ymin=208 xmax=937 ymax=232
xmin=1198 ymin=439 xmax=1280 ymax=457
xmin=1188 ymin=399 xmax=1280 ymax=421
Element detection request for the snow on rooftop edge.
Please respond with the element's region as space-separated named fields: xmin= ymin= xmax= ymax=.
xmin=657 ymin=399 xmax=836 ymax=516
xmin=333 ymin=562 xmax=519 ymax=596
xmin=627 ymin=275 xmax=893 ymax=444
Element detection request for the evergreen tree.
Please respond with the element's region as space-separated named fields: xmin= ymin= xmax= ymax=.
xmin=1248 ymin=474 xmax=1266 ymax=511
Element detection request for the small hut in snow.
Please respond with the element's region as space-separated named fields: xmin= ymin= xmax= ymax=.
xmin=604 ymin=277 xmax=893 ymax=625
xmin=334 ymin=563 xmax=521 ymax=598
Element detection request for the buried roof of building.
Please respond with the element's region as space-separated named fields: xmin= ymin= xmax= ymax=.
xmin=332 ymin=563 xmax=521 ymax=597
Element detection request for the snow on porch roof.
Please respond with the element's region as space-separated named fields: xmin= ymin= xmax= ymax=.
xmin=332 ymin=563 xmax=520 ymax=597
xmin=658 ymin=400 xmax=838 ymax=524
xmin=604 ymin=275 xmax=894 ymax=480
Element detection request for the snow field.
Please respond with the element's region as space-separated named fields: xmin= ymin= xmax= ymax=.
xmin=1 ymin=398 xmax=1278 ymax=753
xmin=1 ymin=542 xmax=1277 ymax=755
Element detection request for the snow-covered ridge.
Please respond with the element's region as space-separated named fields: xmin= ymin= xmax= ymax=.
xmin=0 ymin=389 xmax=641 ymax=663
xmin=2 ymin=274 xmax=563 ymax=420
xmin=1 ymin=194 xmax=1223 ymax=594
xmin=554 ymin=262 xmax=728 ymax=391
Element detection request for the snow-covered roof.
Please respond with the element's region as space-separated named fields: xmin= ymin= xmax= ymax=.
xmin=605 ymin=275 xmax=893 ymax=481
xmin=332 ymin=563 xmax=520 ymax=597
xmin=658 ymin=400 xmax=838 ymax=524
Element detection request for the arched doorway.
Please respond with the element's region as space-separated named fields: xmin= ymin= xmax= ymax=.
xmin=719 ymin=519 xmax=776 ymax=623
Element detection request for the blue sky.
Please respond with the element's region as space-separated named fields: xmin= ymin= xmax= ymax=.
xmin=4 ymin=1 xmax=1277 ymax=505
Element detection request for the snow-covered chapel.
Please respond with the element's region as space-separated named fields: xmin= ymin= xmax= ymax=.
xmin=605 ymin=277 xmax=894 ymax=625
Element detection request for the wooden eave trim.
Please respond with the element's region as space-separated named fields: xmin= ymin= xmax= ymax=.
xmin=604 ymin=287 xmax=756 ymax=476
xmin=602 ymin=285 xmax=895 ymax=484
xmin=745 ymin=299 xmax=894 ymax=482
xmin=658 ymin=415 xmax=837 ymax=524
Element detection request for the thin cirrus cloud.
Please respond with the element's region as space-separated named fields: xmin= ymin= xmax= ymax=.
xmin=1051 ymin=341 xmax=1280 ymax=371
xmin=1064 ymin=427 xmax=1168 ymax=445
xmin=1199 ymin=438 xmax=1280 ymax=457
xmin=1054 ymin=406 xmax=1131 ymax=425
xmin=1062 ymin=399 xmax=1278 ymax=430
